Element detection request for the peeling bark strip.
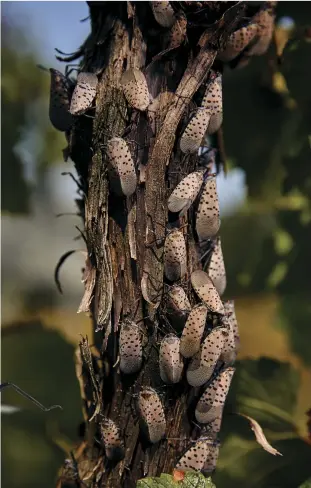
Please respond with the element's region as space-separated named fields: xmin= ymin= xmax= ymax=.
xmin=53 ymin=2 xmax=277 ymax=487
xmin=143 ymin=43 xmax=217 ymax=308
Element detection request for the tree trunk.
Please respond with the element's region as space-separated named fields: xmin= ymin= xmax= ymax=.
xmin=55 ymin=2 xmax=275 ymax=487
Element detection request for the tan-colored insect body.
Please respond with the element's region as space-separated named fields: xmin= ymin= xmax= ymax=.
xmin=168 ymin=171 xmax=204 ymax=216
xmin=69 ymin=72 xmax=98 ymax=115
xmin=201 ymin=75 xmax=223 ymax=134
xmin=119 ymin=321 xmax=142 ymax=374
xmin=164 ymin=229 xmax=187 ymax=282
xmin=49 ymin=69 xmax=73 ymax=132
xmin=106 ymin=137 xmax=137 ymax=196
xmin=180 ymin=109 xmax=211 ymax=154
xmin=195 ymin=367 xmax=235 ymax=424
xmin=218 ymin=24 xmax=258 ymax=61
xmin=186 ymin=350 xmax=214 ymax=387
xmin=175 ymin=438 xmax=216 ymax=472
xmin=159 ymin=335 xmax=183 ymax=384
xmin=168 ymin=14 xmax=187 ymax=49
xmin=151 ymin=1 xmax=175 ymax=27
xmin=195 ymin=176 xmax=220 ymax=242
xmin=167 ymin=285 xmax=191 ymax=313
xmin=224 ymin=300 xmax=240 ymax=351
xmin=121 ymin=68 xmax=150 ymax=111
xmin=180 ymin=304 xmax=208 ymax=358
xmin=138 ymin=387 xmax=166 ymax=443
xmin=191 ymin=270 xmax=224 ymax=315
xmin=249 ymin=8 xmax=275 ymax=56
xmin=100 ymin=418 xmax=124 ymax=461
xmin=208 ymin=237 xmax=226 ymax=296
xmin=201 ymin=327 xmax=226 ymax=368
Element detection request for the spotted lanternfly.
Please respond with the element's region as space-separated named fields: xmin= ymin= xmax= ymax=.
xmin=186 ymin=349 xmax=214 ymax=387
xmin=151 ymin=1 xmax=175 ymax=28
xmin=164 ymin=229 xmax=187 ymax=282
xmin=100 ymin=417 xmax=124 ymax=461
xmin=218 ymin=24 xmax=258 ymax=62
xmin=69 ymin=72 xmax=98 ymax=115
xmin=224 ymin=300 xmax=240 ymax=351
xmin=120 ymin=68 xmax=150 ymax=111
xmin=168 ymin=171 xmax=204 ymax=216
xmin=202 ymin=439 xmax=220 ymax=474
xmin=180 ymin=304 xmax=208 ymax=358
xmin=201 ymin=326 xmax=227 ymax=369
xmin=208 ymin=237 xmax=226 ymax=296
xmin=191 ymin=270 xmax=224 ymax=315
xmin=219 ymin=314 xmax=236 ymax=366
xmin=49 ymin=69 xmax=73 ymax=132
xmin=195 ymin=176 xmax=220 ymax=242
xmin=175 ymin=438 xmax=216 ymax=472
xmin=137 ymin=387 xmax=166 ymax=443
xmin=167 ymin=286 xmax=191 ymax=314
xmin=159 ymin=334 xmax=183 ymax=384
xmin=106 ymin=137 xmax=137 ymax=197
xmin=201 ymin=75 xmax=223 ymax=135
xmin=168 ymin=14 xmax=187 ymax=49
xmin=180 ymin=109 xmax=211 ymax=154
xmin=119 ymin=321 xmax=142 ymax=374
xmin=195 ymin=367 xmax=235 ymax=424
xmin=208 ymin=415 xmax=223 ymax=435
xmin=249 ymin=8 xmax=275 ymax=56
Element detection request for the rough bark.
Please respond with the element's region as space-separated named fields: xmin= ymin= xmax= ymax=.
xmin=55 ymin=2 xmax=275 ymax=487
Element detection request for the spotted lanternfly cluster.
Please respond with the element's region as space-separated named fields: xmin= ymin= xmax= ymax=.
xmin=208 ymin=237 xmax=227 ymax=296
xmin=120 ymin=68 xmax=150 ymax=111
xmin=195 ymin=367 xmax=235 ymax=424
xmin=119 ymin=321 xmax=142 ymax=374
xmin=164 ymin=229 xmax=187 ymax=282
xmin=168 ymin=170 xmax=204 ymax=216
xmin=180 ymin=304 xmax=208 ymax=358
xmin=69 ymin=71 xmax=98 ymax=115
xmin=100 ymin=417 xmax=124 ymax=461
xmin=191 ymin=270 xmax=224 ymax=315
xmin=137 ymin=387 xmax=166 ymax=443
xmin=51 ymin=1 xmax=271 ymax=476
xmin=106 ymin=137 xmax=137 ymax=196
xmin=159 ymin=335 xmax=183 ymax=383
xmin=175 ymin=437 xmax=218 ymax=472
xmin=195 ymin=176 xmax=220 ymax=242
xmin=49 ymin=69 xmax=73 ymax=132
xmin=150 ymin=1 xmax=176 ymax=28
xmin=218 ymin=24 xmax=258 ymax=62
xmin=180 ymin=109 xmax=211 ymax=154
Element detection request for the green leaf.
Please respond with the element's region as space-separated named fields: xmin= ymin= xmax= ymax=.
xmin=137 ymin=473 xmax=215 ymax=488
xmin=228 ymin=358 xmax=299 ymax=431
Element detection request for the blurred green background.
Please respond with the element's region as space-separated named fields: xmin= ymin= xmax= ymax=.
xmin=1 ymin=2 xmax=311 ymax=488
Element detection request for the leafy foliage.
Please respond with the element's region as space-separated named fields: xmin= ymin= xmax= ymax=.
xmin=214 ymin=358 xmax=311 ymax=488
xmin=137 ymin=473 xmax=215 ymax=488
